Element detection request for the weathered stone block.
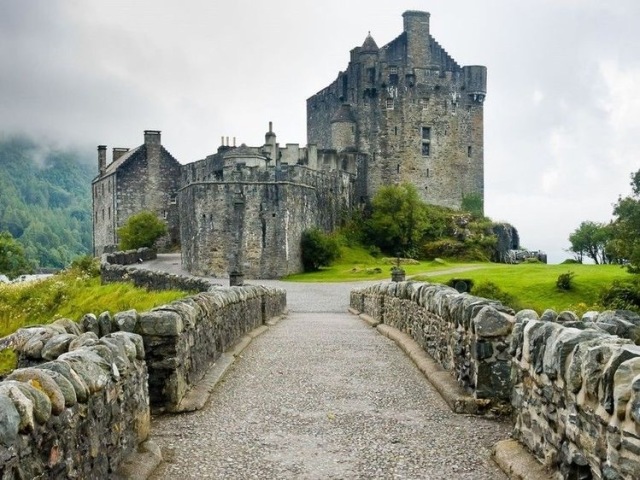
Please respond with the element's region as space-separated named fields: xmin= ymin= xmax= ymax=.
xmin=138 ymin=311 xmax=183 ymax=337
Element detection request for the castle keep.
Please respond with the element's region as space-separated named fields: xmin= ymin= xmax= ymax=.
xmin=308 ymin=10 xmax=486 ymax=208
xmin=92 ymin=11 xmax=486 ymax=278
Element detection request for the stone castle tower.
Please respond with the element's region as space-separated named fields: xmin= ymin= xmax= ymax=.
xmin=307 ymin=10 xmax=486 ymax=209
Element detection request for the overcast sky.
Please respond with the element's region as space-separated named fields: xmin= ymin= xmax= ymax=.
xmin=1 ymin=0 xmax=639 ymax=263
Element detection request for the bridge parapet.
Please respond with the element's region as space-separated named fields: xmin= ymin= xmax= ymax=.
xmin=351 ymin=281 xmax=640 ymax=478
xmin=0 ymin=254 xmax=286 ymax=476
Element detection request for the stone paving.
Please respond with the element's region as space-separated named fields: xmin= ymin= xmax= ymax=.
xmin=146 ymin=259 xmax=511 ymax=479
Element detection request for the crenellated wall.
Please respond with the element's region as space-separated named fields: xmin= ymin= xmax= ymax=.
xmin=350 ymin=281 xmax=640 ymax=478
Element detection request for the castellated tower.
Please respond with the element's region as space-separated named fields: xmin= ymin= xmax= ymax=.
xmin=307 ymin=10 xmax=486 ymax=210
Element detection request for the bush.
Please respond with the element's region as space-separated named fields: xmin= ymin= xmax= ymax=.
xmin=561 ymin=258 xmax=581 ymax=265
xmin=300 ymin=229 xmax=340 ymax=271
xmin=70 ymin=255 xmax=100 ymax=277
xmin=556 ymin=271 xmax=575 ymax=291
xmin=117 ymin=211 xmax=167 ymax=250
xmin=472 ymin=281 xmax=521 ymax=310
xmin=600 ymin=278 xmax=640 ymax=313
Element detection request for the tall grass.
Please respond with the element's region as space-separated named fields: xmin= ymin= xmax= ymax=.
xmin=0 ymin=266 xmax=191 ymax=373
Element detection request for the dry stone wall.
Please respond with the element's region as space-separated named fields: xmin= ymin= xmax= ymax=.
xmin=0 ymin=331 xmax=149 ymax=479
xmin=0 ymin=253 xmax=286 ymax=475
xmin=511 ymin=309 xmax=640 ymax=479
xmin=351 ymin=281 xmax=640 ymax=478
xmin=350 ymin=281 xmax=515 ymax=403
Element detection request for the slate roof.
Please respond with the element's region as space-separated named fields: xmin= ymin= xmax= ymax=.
xmin=361 ymin=32 xmax=379 ymax=52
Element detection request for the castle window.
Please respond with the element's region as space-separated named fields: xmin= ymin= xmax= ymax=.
xmin=427 ymin=168 xmax=430 ymax=178
xmin=394 ymin=126 xmax=398 ymax=135
xmin=101 ymin=184 xmax=104 ymax=195
xmin=386 ymin=98 xmax=394 ymax=110
xmin=421 ymin=127 xmax=431 ymax=157
xmin=397 ymin=164 xmax=400 ymax=173
xmin=170 ymin=195 xmax=177 ymax=205
xmin=102 ymin=209 xmax=104 ymax=220
xmin=163 ymin=210 xmax=168 ymax=219
xmin=367 ymin=67 xmax=376 ymax=84
xmin=108 ymin=207 xmax=111 ymax=219
xmin=468 ymin=146 xmax=472 ymax=157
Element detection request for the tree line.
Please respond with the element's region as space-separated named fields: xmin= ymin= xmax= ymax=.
xmin=568 ymin=169 xmax=640 ymax=269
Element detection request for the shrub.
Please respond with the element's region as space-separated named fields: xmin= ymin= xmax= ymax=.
xmin=556 ymin=271 xmax=575 ymax=291
xmin=472 ymin=281 xmax=521 ymax=310
xmin=561 ymin=258 xmax=581 ymax=265
xmin=117 ymin=211 xmax=167 ymax=250
xmin=600 ymin=278 xmax=640 ymax=313
xmin=300 ymin=229 xmax=340 ymax=271
xmin=70 ymin=255 xmax=100 ymax=277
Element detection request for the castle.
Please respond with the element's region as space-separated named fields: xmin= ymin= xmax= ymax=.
xmin=92 ymin=11 xmax=486 ymax=279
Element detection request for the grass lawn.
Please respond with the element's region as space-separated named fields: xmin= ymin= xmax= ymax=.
xmin=417 ymin=263 xmax=632 ymax=313
xmin=285 ymin=245 xmax=633 ymax=314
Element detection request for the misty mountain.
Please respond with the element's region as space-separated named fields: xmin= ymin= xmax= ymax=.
xmin=0 ymin=135 xmax=95 ymax=269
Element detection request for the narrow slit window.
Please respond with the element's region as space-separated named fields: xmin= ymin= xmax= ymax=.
xmin=421 ymin=127 xmax=431 ymax=157
xmin=468 ymin=146 xmax=472 ymax=157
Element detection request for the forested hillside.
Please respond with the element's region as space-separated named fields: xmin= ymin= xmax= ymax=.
xmin=0 ymin=135 xmax=94 ymax=269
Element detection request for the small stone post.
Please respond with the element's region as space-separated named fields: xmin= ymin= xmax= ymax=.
xmin=391 ymin=255 xmax=406 ymax=282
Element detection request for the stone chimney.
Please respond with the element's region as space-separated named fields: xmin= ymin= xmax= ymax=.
xmin=403 ymin=11 xmax=430 ymax=68
xmin=144 ymin=130 xmax=161 ymax=146
xmin=98 ymin=145 xmax=107 ymax=175
xmin=112 ymin=147 xmax=129 ymax=162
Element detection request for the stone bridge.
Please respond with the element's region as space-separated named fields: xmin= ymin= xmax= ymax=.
xmin=1 ymin=251 xmax=639 ymax=479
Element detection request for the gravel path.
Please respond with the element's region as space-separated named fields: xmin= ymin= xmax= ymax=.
xmin=141 ymin=254 xmax=511 ymax=479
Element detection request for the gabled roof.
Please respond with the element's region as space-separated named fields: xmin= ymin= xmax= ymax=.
xmin=361 ymin=32 xmax=379 ymax=52
xmin=103 ymin=145 xmax=143 ymax=176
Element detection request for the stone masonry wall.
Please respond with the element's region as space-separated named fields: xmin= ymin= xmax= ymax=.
xmin=510 ymin=310 xmax=640 ymax=479
xmin=350 ymin=281 xmax=516 ymax=403
xmin=0 ymin=255 xmax=286 ymax=475
xmin=0 ymin=330 xmax=149 ymax=479
xmin=351 ymin=281 xmax=640 ymax=478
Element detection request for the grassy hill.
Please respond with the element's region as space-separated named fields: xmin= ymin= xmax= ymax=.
xmin=0 ymin=135 xmax=95 ymax=269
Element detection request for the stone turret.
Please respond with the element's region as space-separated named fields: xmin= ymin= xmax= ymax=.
xmin=330 ymin=104 xmax=356 ymax=152
xmin=263 ymin=121 xmax=277 ymax=161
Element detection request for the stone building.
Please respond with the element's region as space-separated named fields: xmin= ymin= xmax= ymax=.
xmin=93 ymin=124 xmax=356 ymax=278
xmin=92 ymin=11 xmax=486 ymax=278
xmin=92 ymin=131 xmax=181 ymax=254
xmin=307 ymin=10 xmax=486 ymax=209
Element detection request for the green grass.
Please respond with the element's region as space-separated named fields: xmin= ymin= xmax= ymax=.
xmin=413 ymin=263 xmax=632 ymax=314
xmin=0 ymin=267 xmax=192 ymax=374
xmin=287 ymin=244 xmax=634 ymax=314
xmin=284 ymin=244 xmax=464 ymax=282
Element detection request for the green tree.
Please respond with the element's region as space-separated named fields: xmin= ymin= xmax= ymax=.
xmin=300 ymin=228 xmax=340 ymax=271
xmin=608 ymin=170 xmax=640 ymax=271
xmin=0 ymin=231 xmax=32 ymax=279
xmin=568 ymin=221 xmax=611 ymax=264
xmin=117 ymin=211 xmax=167 ymax=250
xmin=365 ymin=183 xmax=428 ymax=257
